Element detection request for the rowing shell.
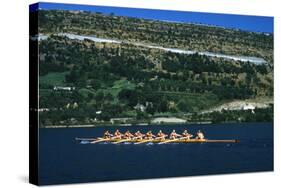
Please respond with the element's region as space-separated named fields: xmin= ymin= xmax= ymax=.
xmin=76 ymin=138 xmax=238 ymax=144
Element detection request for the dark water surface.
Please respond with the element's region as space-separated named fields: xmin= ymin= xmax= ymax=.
xmin=39 ymin=122 xmax=273 ymax=185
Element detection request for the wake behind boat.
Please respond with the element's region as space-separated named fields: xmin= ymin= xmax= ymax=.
xmin=75 ymin=129 xmax=239 ymax=144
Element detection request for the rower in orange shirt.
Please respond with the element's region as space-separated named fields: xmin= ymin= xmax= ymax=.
xmin=182 ymin=130 xmax=193 ymax=140
xmin=134 ymin=130 xmax=145 ymax=140
xmin=169 ymin=129 xmax=181 ymax=140
xmin=113 ymin=129 xmax=123 ymax=139
xmin=157 ymin=130 xmax=168 ymax=141
xmin=123 ymin=130 xmax=134 ymax=139
xmin=103 ymin=130 xmax=113 ymax=139
xmin=145 ymin=130 xmax=156 ymax=139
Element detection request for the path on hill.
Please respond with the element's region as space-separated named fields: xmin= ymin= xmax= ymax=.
xmin=36 ymin=33 xmax=267 ymax=65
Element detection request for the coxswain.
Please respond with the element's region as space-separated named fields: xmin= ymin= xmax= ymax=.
xmin=114 ymin=129 xmax=123 ymax=139
xmin=196 ymin=130 xmax=205 ymax=140
xmin=157 ymin=130 xmax=167 ymax=141
xmin=123 ymin=130 xmax=134 ymax=139
xmin=169 ymin=129 xmax=181 ymax=140
xmin=145 ymin=131 xmax=156 ymax=139
xmin=182 ymin=130 xmax=193 ymax=140
xmin=103 ymin=130 xmax=113 ymax=139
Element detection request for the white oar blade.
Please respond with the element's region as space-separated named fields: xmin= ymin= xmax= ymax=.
xmin=90 ymin=138 xmax=109 ymax=144
xmin=75 ymin=137 xmax=97 ymax=141
xmin=112 ymin=139 xmax=130 ymax=144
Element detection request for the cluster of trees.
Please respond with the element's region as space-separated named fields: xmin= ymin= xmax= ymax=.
xmin=38 ymin=10 xmax=273 ymax=63
xmin=39 ymin=62 xmax=67 ymax=76
xmin=191 ymin=105 xmax=274 ymax=123
xmin=162 ymin=52 xmax=270 ymax=75
xmin=38 ymin=32 xmax=273 ymax=125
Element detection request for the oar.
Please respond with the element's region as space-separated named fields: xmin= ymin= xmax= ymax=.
xmin=75 ymin=137 xmax=97 ymax=141
xmin=134 ymin=136 xmax=162 ymax=145
xmin=158 ymin=136 xmax=190 ymax=145
xmin=96 ymin=136 xmax=122 ymax=144
xmin=90 ymin=138 xmax=110 ymax=144
xmin=112 ymin=138 xmax=131 ymax=144
xmin=134 ymin=139 xmax=154 ymax=145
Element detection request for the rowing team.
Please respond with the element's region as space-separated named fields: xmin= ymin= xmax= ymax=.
xmin=103 ymin=129 xmax=205 ymax=141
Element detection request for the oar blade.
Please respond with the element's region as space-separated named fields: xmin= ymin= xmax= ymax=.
xmin=90 ymin=138 xmax=110 ymax=144
xmin=158 ymin=139 xmax=176 ymax=144
xmin=75 ymin=137 xmax=97 ymax=141
xmin=134 ymin=139 xmax=153 ymax=145
xmin=112 ymin=139 xmax=131 ymax=144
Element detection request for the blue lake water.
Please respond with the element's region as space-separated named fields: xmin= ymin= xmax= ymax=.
xmin=39 ymin=122 xmax=273 ymax=185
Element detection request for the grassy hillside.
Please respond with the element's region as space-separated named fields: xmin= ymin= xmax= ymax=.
xmin=35 ymin=10 xmax=273 ymax=126
xmin=38 ymin=10 xmax=273 ymax=63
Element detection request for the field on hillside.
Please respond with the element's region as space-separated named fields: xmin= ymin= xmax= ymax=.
xmin=34 ymin=10 xmax=273 ymax=126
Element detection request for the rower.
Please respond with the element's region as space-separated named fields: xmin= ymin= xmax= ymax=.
xmin=157 ymin=130 xmax=167 ymax=141
xmin=103 ymin=130 xmax=113 ymax=139
xmin=114 ymin=129 xmax=123 ymax=139
xmin=182 ymin=130 xmax=193 ymax=140
xmin=134 ymin=130 xmax=145 ymax=140
xmin=196 ymin=130 xmax=205 ymax=140
xmin=169 ymin=129 xmax=181 ymax=140
xmin=145 ymin=131 xmax=156 ymax=139
xmin=123 ymin=130 xmax=134 ymax=139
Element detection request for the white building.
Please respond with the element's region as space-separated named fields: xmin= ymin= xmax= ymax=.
xmin=96 ymin=111 xmax=102 ymax=114
xmin=242 ymin=104 xmax=255 ymax=111
xmin=134 ymin=103 xmax=146 ymax=112
xmin=151 ymin=117 xmax=186 ymax=124
xmin=53 ymin=86 xmax=75 ymax=91
xmin=110 ymin=118 xmax=133 ymax=124
xmin=242 ymin=104 xmax=255 ymax=113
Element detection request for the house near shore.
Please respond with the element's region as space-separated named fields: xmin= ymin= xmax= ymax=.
xmin=110 ymin=118 xmax=133 ymax=124
xmin=151 ymin=117 xmax=186 ymax=124
xmin=134 ymin=102 xmax=153 ymax=112
xmin=38 ymin=108 xmax=50 ymax=112
xmin=242 ymin=104 xmax=255 ymax=110
xmin=53 ymin=86 xmax=75 ymax=91
xmin=96 ymin=111 xmax=102 ymax=114
xmin=242 ymin=104 xmax=255 ymax=113
xmin=134 ymin=103 xmax=146 ymax=112
xmin=66 ymin=102 xmax=79 ymax=109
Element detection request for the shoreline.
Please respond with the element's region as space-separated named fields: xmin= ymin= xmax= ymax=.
xmin=43 ymin=122 xmax=210 ymax=128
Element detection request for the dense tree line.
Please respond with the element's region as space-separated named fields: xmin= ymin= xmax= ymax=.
xmin=192 ymin=104 xmax=274 ymax=123
xmin=38 ymin=10 xmax=273 ymax=63
xmin=38 ymin=34 xmax=273 ymax=125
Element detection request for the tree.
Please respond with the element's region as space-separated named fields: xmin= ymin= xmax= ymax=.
xmin=118 ymin=89 xmax=138 ymax=106
xmin=177 ymin=100 xmax=190 ymax=112
xmin=136 ymin=111 xmax=148 ymax=120
xmin=158 ymin=97 xmax=168 ymax=112
xmin=146 ymin=104 xmax=156 ymax=115
xmin=95 ymin=91 xmax=104 ymax=101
